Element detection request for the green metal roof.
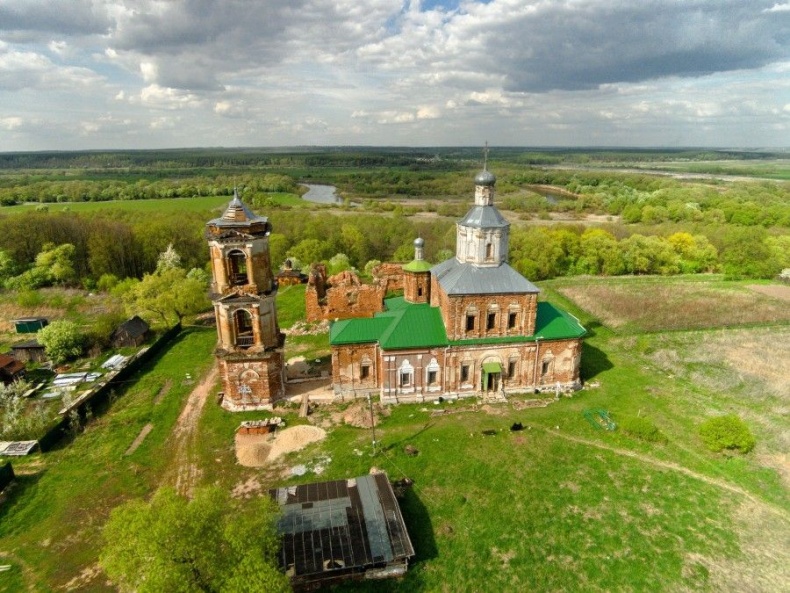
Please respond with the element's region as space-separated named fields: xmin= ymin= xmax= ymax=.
xmin=402 ymin=259 xmax=433 ymax=273
xmin=533 ymin=302 xmax=586 ymax=340
xmin=330 ymin=301 xmax=584 ymax=350
xmin=330 ymin=302 xmax=448 ymax=350
xmin=482 ymin=362 xmax=502 ymax=374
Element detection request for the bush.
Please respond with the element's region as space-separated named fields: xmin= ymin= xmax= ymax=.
xmin=699 ymin=414 xmax=755 ymax=454
xmin=37 ymin=319 xmax=85 ymax=364
xmin=620 ymin=416 xmax=668 ymax=444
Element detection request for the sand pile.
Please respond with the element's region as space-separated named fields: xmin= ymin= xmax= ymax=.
xmin=235 ymin=425 xmax=327 ymax=467
xmin=234 ymin=433 xmax=271 ymax=467
xmin=268 ymin=425 xmax=326 ymax=460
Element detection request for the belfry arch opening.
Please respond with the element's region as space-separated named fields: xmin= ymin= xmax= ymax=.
xmin=228 ymin=249 xmax=248 ymax=286
xmin=234 ymin=309 xmax=254 ymax=347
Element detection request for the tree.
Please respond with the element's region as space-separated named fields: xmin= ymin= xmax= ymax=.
xmin=156 ymin=243 xmax=182 ymax=273
xmin=37 ymin=320 xmax=85 ymax=364
xmin=100 ymin=486 xmax=290 ymax=593
xmin=124 ymin=266 xmax=210 ymax=326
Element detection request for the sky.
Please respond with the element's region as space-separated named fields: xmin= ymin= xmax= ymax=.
xmin=1 ymin=0 xmax=789 ymax=151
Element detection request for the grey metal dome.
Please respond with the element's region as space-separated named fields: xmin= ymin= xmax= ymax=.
xmin=414 ymin=237 xmax=425 ymax=247
xmin=474 ymin=169 xmax=496 ymax=186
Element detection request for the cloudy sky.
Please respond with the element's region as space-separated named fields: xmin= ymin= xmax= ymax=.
xmin=1 ymin=0 xmax=789 ymax=151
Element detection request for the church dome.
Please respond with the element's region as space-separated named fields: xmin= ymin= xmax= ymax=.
xmin=474 ymin=169 xmax=496 ymax=186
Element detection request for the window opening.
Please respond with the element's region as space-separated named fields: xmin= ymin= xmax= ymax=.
xmin=508 ymin=312 xmax=517 ymax=329
xmin=227 ymin=250 xmax=248 ymax=286
xmin=487 ymin=312 xmax=496 ymax=330
xmin=460 ymin=364 xmax=470 ymax=383
xmin=234 ymin=310 xmax=254 ymax=347
xmin=466 ymin=315 xmax=475 ymax=331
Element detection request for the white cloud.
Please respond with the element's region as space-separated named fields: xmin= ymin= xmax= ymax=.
xmin=0 ymin=116 xmax=23 ymax=130
xmin=0 ymin=0 xmax=788 ymax=149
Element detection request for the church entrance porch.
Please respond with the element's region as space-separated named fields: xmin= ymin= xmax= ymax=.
xmin=482 ymin=361 xmax=502 ymax=392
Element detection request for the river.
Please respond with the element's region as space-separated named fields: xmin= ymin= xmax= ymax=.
xmin=301 ymin=184 xmax=340 ymax=205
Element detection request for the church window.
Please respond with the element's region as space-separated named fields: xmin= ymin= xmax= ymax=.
xmin=485 ymin=242 xmax=493 ymax=260
xmin=460 ymin=364 xmax=470 ymax=383
xmin=399 ymin=360 xmax=414 ymax=388
xmin=487 ymin=312 xmax=497 ymax=330
xmin=466 ymin=314 xmax=475 ymax=331
xmin=426 ymin=357 xmax=440 ymax=387
xmin=508 ymin=312 xmax=517 ymax=329
xmin=541 ymin=360 xmax=551 ymax=376
xmin=360 ymin=365 xmax=370 ymax=380
xmin=507 ymin=360 xmax=517 ymax=378
xmin=417 ymin=286 xmax=423 ymax=297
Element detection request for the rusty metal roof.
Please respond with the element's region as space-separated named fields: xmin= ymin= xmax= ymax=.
xmin=270 ymin=473 xmax=414 ymax=587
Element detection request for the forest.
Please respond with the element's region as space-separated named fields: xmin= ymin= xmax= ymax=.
xmin=0 ymin=147 xmax=787 ymax=294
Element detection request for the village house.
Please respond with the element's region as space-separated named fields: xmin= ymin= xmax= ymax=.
xmin=329 ymin=166 xmax=585 ymax=403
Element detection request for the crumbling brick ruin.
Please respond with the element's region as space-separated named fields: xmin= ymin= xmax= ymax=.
xmin=305 ymin=263 xmax=392 ymax=322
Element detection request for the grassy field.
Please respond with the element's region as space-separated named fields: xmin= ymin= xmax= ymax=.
xmin=555 ymin=275 xmax=790 ymax=333
xmin=0 ymin=276 xmax=788 ymax=591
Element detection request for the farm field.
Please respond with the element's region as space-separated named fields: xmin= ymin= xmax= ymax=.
xmin=0 ymin=275 xmax=788 ymax=592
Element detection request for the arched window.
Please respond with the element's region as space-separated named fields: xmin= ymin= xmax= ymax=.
xmin=234 ymin=309 xmax=254 ymax=347
xmin=227 ymin=249 xmax=248 ymax=286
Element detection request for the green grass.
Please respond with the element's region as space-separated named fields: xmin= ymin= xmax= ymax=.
xmin=276 ymin=284 xmax=307 ymax=329
xmin=1 ymin=276 xmax=788 ymax=591
xmin=0 ymin=327 xmax=216 ymax=592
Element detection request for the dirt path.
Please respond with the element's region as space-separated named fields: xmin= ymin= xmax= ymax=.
xmin=542 ymin=428 xmax=790 ymax=522
xmin=163 ymin=364 xmax=218 ymax=497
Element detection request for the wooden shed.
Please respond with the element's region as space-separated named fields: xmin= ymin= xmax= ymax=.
xmin=111 ymin=316 xmax=151 ymax=348
xmin=12 ymin=317 xmax=48 ymax=333
xmin=0 ymin=354 xmax=26 ymax=385
xmin=11 ymin=339 xmax=47 ymax=363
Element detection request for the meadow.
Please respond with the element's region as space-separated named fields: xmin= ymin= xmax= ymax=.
xmin=1 ymin=275 xmax=788 ymax=592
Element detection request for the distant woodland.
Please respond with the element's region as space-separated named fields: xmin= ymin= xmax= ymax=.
xmin=0 ymin=147 xmax=787 ymax=291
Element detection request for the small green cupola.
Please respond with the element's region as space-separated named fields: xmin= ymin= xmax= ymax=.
xmin=403 ymin=237 xmax=432 ymax=304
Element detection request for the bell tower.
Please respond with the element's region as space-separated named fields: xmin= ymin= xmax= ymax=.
xmin=205 ymin=191 xmax=285 ymax=410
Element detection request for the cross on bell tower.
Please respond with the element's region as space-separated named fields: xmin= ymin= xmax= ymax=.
xmin=205 ymin=190 xmax=285 ymax=410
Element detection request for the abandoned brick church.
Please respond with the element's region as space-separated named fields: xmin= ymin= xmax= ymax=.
xmin=205 ymin=165 xmax=584 ymax=410
xmin=329 ymin=166 xmax=585 ymax=403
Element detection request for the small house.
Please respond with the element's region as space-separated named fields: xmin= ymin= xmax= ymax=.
xmin=12 ymin=317 xmax=48 ymax=333
xmin=0 ymin=354 xmax=26 ymax=385
xmin=111 ymin=316 xmax=151 ymax=348
xmin=269 ymin=472 xmax=414 ymax=589
xmin=11 ymin=339 xmax=47 ymax=363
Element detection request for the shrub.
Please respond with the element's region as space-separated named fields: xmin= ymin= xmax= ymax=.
xmin=620 ymin=416 xmax=668 ymax=444
xmin=699 ymin=414 xmax=755 ymax=454
xmin=37 ymin=319 xmax=85 ymax=364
